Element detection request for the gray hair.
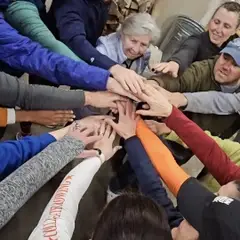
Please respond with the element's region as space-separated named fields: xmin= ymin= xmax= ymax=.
xmin=118 ymin=13 xmax=160 ymax=44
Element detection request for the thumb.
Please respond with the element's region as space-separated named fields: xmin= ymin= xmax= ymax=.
xmin=77 ymin=149 xmax=98 ymax=159
xmin=105 ymin=118 xmax=118 ymax=130
xmin=136 ymin=109 xmax=153 ymax=116
xmin=172 ymin=71 xmax=178 ymax=78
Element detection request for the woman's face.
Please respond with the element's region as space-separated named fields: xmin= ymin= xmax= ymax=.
xmin=121 ymin=34 xmax=151 ymax=59
xmin=208 ymin=7 xmax=239 ymax=47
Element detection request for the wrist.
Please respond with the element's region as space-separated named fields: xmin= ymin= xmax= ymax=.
xmin=16 ymin=110 xmax=33 ymax=122
xmin=50 ymin=126 xmax=70 ymax=140
xmin=84 ymin=91 xmax=94 ymax=106
xmin=123 ymin=132 xmax=136 ymax=140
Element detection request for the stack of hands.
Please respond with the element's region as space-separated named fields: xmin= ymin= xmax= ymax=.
xmin=60 ymin=83 xmax=199 ymax=240
xmin=63 ymin=82 xmax=180 ymax=161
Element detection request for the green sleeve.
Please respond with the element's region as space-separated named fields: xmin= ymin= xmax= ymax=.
xmin=150 ymin=59 xmax=214 ymax=92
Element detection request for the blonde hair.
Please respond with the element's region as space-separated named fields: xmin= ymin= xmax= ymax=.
xmin=118 ymin=13 xmax=160 ymax=44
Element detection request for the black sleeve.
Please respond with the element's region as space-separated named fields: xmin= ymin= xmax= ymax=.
xmin=177 ymin=177 xmax=240 ymax=240
xmin=169 ymin=35 xmax=201 ymax=74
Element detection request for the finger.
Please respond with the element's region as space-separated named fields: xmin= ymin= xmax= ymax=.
xmin=109 ymin=128 xmax=116 ymax=141
xmin=104 ymin=123 xmax=112 ymax=138
xmin=137 ymin=92 xmax=151 ymax=103
xmin=118 ymin=78 xmax=130 ymax=92
xmin=162 ymin=65 xmax=170 ymax=74
xmin=117 ymin=101 xmax=126 ymax=116
xmin=54 ymin=110 xmax=74 ymax=114
xmin=132 ymin=76 xmax=143 ymax=93
xmin=127 ymin=78 xmax=138 ymax=94
xmin=172 ymin=71 xmax=178 ymax=78
xmin=99 ymin=121 xmax=106 ymax=135
xmin=85 ymin=135 xmax=102 ymax=145
xmin=78 ymin=149 xmax=98 ymax=158
xmin=90 ymin=115 xmax=114 ymax=121
xmin=105 ymin=118 xmax=119 ymax=132
xmin=80 ymin=127 xmax=95 ymax=137
xmin=154 ymin=63 xmax=167 ymax=72
xmin=136 ymin=109 xmax=155 ymax=116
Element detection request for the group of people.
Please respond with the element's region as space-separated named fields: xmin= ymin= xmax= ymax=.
xmin=0 ymin=0 xmax=240 ymax=239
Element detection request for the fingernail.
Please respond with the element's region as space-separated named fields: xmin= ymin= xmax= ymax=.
xmin=73 ymin=115 xmax=76 ymax=119
xmin=70 ymin=119 xmax=74 ymax=122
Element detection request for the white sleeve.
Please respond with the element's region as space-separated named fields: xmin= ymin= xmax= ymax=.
xmin=7 ymin=108 xmax=16 ymax=125
xmin=28 ymin=157 xmax=102 ymax=240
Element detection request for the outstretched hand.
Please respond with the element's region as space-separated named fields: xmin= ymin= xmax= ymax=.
xmin=93 ymin=121 xmax=121 ymax=161
xmin=106 ymin=77 xmax=141 ymax=102
xmin=136 ymin=84 xmax=173 ymax=118
xmin=105 ymin=100 xmax=140 ymax=140
xmin=109 ymin=65 xmax=145 ymax=94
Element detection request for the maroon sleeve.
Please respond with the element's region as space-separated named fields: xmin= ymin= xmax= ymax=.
xmin=164 ymin=107 xmax=240 ymax=185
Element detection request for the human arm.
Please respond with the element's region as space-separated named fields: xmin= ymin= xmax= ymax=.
xmin=149 ymin=59 xmax=213 ymax=92
xmin=151 ymin=35 xmax=200 ymax=78
xmin=0 ymin=13 xmax=109 ymax=90
xmin=136 ymin=84 xmax=240 ymax=185
xmin=0 ymin=122 xmax=103 ymax=229
xmin=0 ymin=71 xmax=128 ymax=111
xmin=169 ymin=34 xmax=201 ymax=74
xmin=0 ymin=133 xmax=56 ymax=179
xmin=28 ymin=122 xmax=119 ymax=240
xmin=28 ymin=156 xmax=102 ymax=240
xmin=53 ymin=0 xmax=116 ymax=70
xmin=125 ymin=136 xmax=183 ymax=228
xmin=183 ymin=91 xmax=240 ymax=115
xmin=52 ymin=1 xmax=144 ymax=94
xmin=0 ymin=135 xmax=85 ymax=229
xmin=164 ymin=107 xmax=240 ymax=185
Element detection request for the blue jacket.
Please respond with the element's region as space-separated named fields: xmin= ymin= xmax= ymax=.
xmin=0 ymin=133 xmax=55 ymax=180
xmin=49 ymin=0 xmax=116 ymax=70
xmin=0 ymin=10 xmax=109 ymax=90
xmin=125 ymin=136 xmax=183 ymax=229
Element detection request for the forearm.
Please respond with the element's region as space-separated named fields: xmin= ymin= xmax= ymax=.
xmin=0 ymin=135 xmax=85 ymax=229
xmin=29 ymin=157 xmax=101 ymax=240
xmin=21 ymin=84 xmax=86 ymax=110
xmin=0 ymin=133 xmax=56 ymax=179
xmin=136 ymin=119 xmax=190 ymax=196
xmin=0 ymin=14 xmax=109 ymax=90
xmin=169 ymin=36 xmax=199 ymax=74
xmin=184 ymin=91 xmax=240 ymax=115
xmin=164 ymin=107 xmax=240 ymax=184
xmin=125 ymin=136 xmax=183 ymax=228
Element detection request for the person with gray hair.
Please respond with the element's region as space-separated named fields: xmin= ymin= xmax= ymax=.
xmin=96 ymin=13 xmax=160 ymax=75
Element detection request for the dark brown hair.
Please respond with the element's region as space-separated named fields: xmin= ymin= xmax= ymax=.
xmin=92 ymin=193 xmax=172 ymax=240
xmin=212 ymin=1 xmax=240 ymax=27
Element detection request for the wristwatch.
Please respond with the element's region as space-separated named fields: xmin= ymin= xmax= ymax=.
xmin=93 ymin=148 xmax=105 ymax=164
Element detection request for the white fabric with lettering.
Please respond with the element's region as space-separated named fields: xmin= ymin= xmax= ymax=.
xmin=28 ymin=157 xmax=101 ymax=240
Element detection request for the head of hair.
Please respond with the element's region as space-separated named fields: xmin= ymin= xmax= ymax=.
xmin=212 ymin=1 xmax=240 ymax=28
xmin=118 ymin=13 xmax=160 ymax=44
xmin=92 ymin=193 xmax=172 ymax=240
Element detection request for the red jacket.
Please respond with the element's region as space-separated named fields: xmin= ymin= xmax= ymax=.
xmin=164 ymin=107 xmax=240 ymax=185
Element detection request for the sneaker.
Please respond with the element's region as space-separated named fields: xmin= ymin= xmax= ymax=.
xmin=106 ymin=186 xmax=121 ymax=203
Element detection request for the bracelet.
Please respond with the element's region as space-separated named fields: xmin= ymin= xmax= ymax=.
xmin=93 ymin=148 xmax=105 ymax=164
